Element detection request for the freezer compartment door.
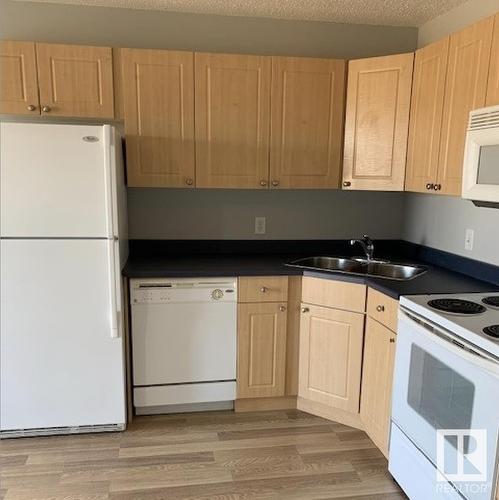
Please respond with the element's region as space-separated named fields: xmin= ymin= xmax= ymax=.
xmin=0 ymin=239 xmax=125 ymax=431
xmin=0 ymin=122 xmax=116 ymax=238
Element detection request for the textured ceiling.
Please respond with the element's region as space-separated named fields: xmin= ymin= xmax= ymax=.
xmin=16 ymin=0 xmax=471 ymax=27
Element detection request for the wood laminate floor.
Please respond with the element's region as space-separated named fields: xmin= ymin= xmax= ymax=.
xmin=0 ymin=409 xmax=406 ymax=500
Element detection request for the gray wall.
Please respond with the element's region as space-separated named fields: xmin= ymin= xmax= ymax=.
xmin=128 ymin=189 xmax=405 ymax=240
xmin=0 ymin=1 xmax=417 ymax=58
xmin=403 ymin=194 xmax=499 ymax=266
xmin=402 ymin=0 xmax=499 ymax=266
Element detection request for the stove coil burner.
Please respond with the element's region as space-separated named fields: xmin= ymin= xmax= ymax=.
xmin=482 ymin=296 xmax=499 ymax=308
xmin=427 ymin=298 xmax=486 ymax=315
xmin=483 ymin=325 xmax=499 ymax=339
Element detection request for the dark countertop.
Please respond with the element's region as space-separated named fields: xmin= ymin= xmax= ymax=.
xmin=123 ymin=240 xmax=499 ymax=299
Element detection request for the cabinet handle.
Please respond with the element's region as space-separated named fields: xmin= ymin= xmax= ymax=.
xmin=27 ymin=104 xmax=37 ymax=111
xmin=185 ymin=178 xmax=194 ymax=186
xmin=425 ymin=183 xmax=434 ymax=190
xmin=41 ymin=105 xmax=51 ymax=113
xmin=271 ymin=180 xmax=279 ymax=187
xmin=433 ymin=183 xmax=442 ymax=191
xmin=279 ymin=305 xmax=286 ymax=312
xmin=259 ymin=180 xmax=268 ymax=187
xmin=260 ymin=286 xmax=268 ymax=293
xmin=389 ymin=338 xmax=396 ymax=343
xmin=301 ymin=307 xmax=310 ymax=313
xmin=343 ymin=181 xmax=351 ymax=187
xmin=376 ymin=305 xmax=385 ymax=312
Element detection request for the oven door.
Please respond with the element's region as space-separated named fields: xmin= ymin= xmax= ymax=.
xmin=392 ymin=308 xmax=499 ymax=499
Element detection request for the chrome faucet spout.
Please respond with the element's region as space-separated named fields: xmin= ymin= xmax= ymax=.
xmin=350 ymin=235 xmax=374 ymax=261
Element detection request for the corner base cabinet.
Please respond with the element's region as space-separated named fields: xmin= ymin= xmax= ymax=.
xmin=298 ymin=303 xmax=364 ymax=413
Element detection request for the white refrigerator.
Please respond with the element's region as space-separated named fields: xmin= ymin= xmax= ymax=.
xmin=0 ymin=122 xmax=128 ymax=437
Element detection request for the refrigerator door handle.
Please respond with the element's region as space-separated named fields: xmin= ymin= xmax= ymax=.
xmin=103 ymin=125 xmax=118 ymax=239
xmin=107 ymin=239 xmax=121 ymax=338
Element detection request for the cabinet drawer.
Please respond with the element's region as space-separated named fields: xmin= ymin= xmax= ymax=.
xmin=238 ymin=276 xmax=288 ymax=303
xmin=301 ymin=277 xmax=366 ymax=312
xmin=367 ymin=288 xmax=399 ymax=332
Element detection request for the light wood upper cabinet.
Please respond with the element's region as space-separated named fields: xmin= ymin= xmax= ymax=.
xmin=343 ymin=52 xmax=414 ymax=191
xmin=270 ymin=57 xmax=346 ymax=188
xmin=486 ymin=13 xmax=499 ymax=106
xmin=298 ymin=304 xmax=364 ymax=413
xmin=0 ymin=41 xmax=39 ymax=115
xmin=360 ymin=316 xmax=396 ymax=457
xmin=120 ymin=48 xmax=195 ymax=188
xmin=195 ymin=53 xmax=271 ymax=188
xmin=237 ymin=302 xmax=287 ymax=399
xmin=437 ymin=17 xmax=494 ymax=196
xmin=405 ymin=38 xmax=450 ymax=193
xmin=35 ymin=43 xmax=114 ymax=119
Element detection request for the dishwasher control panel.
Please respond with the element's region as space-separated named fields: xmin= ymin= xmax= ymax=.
xmin=130 ymin=278 xmax=238 ymax=305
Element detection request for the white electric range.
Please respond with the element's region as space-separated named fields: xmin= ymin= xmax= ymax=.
xmin=389 ymin=292 xmax=499 ymax=500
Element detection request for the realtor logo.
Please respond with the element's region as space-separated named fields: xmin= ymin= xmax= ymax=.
xmin=436 ymin=429 xmax=487 ymax=482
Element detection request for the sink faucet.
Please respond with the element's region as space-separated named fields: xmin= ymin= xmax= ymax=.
xmin=350 ymin=235 xmax=374 ymax=261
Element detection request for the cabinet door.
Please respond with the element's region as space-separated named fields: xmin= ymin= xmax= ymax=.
xmin=299 ymin=304 xmax=364 ymax=413
xmin=237 ymin=302 xmax=287 ymax=399
xmin=121 ymin=49 xmax=195 ymax=188
xmin=0 ymin=41 xmax=39 ymax=115
xmin=270 ymin=57 xmax=346 ymax=188
xmin=360 ymin=317 xmax=396 ymax=458
xmin=343 ymin=53 xmax=414 ymax=191
xmin=486 ymin=13 xmax=499 ymax=106
xmin=36 ymin=43 xmax=114 ymax=119
xmin=405 ymin=38 xmax=449 ymax=193
xmin=437 ymin=17 xmax=494 ymax=196
xmin=195 ymin=53 xmax=271 ymax=188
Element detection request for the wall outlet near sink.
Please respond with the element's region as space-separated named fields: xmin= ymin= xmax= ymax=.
xmin=254 ymin=217 xmax=266 ymax=235
xmin=464 ymin=228 xmax=474 ymax=251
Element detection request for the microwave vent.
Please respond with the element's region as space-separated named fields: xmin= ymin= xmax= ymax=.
xmin=469 ymin=106 xmax=499 ymax=130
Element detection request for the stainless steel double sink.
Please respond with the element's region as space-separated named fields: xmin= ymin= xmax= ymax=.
xmin=286 ymin=256 xmax=427 ymax=281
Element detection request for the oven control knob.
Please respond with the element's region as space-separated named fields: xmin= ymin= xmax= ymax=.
xmin=211 ymin=289 xmax=224 ymax=300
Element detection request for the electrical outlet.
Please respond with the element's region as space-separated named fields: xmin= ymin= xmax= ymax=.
xmin=255 ymin=216 xmax=266 ymax=235
xmin=465 ymin=228 xmax=474 ymax=251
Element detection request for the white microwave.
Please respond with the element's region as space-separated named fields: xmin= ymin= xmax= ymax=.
xmin=462 ymin=105 xmax=499 ymax=206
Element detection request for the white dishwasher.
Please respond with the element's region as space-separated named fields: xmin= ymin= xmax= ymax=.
xmin=130 ymin=277 xmax=237 ymax=414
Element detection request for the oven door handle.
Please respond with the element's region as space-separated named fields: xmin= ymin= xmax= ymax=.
xmin=399 ymin=309 xmax=499 ymax=376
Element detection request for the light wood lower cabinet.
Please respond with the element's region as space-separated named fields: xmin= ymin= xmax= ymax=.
xmin=298 ymin=304 xmax=364 ymax=413
xmin=237 ymin=302 xmax=287 ymax=399
xmin=360 ymin=316 xmax=396 ymax=457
